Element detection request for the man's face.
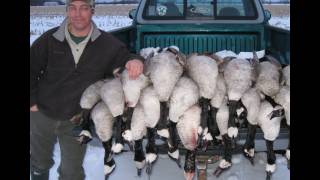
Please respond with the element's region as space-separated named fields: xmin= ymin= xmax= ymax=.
xmin=67 ymin=1 xmax=93 ymax=32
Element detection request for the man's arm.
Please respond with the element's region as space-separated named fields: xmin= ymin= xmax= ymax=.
xmin=30 ymin=34 xmax=49 ymax=109
xmin=111 ymin=45 xmax=145 ymax=79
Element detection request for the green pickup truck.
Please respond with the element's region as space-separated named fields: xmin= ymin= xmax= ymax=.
xmin=111 ymin=0 xmax=290 ymax=150
xmin=111 ymin=0 xmax=289 ymax=65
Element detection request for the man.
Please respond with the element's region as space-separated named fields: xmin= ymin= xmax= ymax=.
xmin=30 ymin=0 xmax=144 ymax=179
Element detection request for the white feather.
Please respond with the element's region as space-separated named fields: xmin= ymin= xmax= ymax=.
xmin=121 ymin=70 xmax=149 ymax=107
xmin=256 ymin=61 xmax=281 ymax=97
xmin=216 ymin=98 xmax=229 ymax=135
xmin=111 ymin=143 xmax=123 ymax=153
xmin=186 ymin=54 xmax=219 ymax=99
xmin=131 ymin=104 xmax=147 ymax=140
xmin=80 ymin=79 xmax=107 ymax=109
xmin=224 ymin=58 xmax=253 ymax=101
xmin=258 ymin=102 xmax=282 ymax=141
xmin=140 ymin=86 xmax=160 ymax=128
xmin=241 ymin=88 xmax=260 ymax=125
xmin=169 ymin=76 xmax=199 ymax=123
xmin=177 ymin=105 xmax=201 ymax=151
xmin=282 ymin=65 xmax=290 ymax=86
xmin=274 ymin=86 xmax=290 ymax=126
xmin=146 ymin=51 xmax=184 ymax=101
xmin=210 ymin=73 xmax=227 ymax=108
xmin=91 ymin=101 xmax=113 ymax=142
xmin=100 ymin=78 xmax=125 ymax=117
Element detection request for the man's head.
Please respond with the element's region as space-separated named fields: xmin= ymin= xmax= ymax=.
xmin=66 ymin=0 xmax=95 ymax=35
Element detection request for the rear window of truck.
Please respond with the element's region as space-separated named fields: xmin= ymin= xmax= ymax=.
xmin=143 ymin=0 xmax=258 ymax=20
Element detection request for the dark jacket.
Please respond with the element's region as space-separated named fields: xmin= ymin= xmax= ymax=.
xmin=30 ymin=20 xmax=143 ymax=120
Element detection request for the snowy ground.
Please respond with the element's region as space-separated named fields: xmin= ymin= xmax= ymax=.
xmin=30 ymin=15 xmax=290 ymax=46
xmin=30 ymin=138 xmax=290 ymax=180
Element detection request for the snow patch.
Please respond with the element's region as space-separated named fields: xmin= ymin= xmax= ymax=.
xmin=227 ymin=175 xmax=240 ymax=180
xmin=231 ymin=155 xmax=241 ymax=164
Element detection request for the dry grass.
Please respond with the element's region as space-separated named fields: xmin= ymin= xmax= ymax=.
xmin=30 ymin=4 xmax=289 ymax=17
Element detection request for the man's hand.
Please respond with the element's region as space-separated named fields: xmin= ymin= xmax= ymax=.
xmin=125 ymin=59 xmax=144 ymax=80
xmin=30 ymin=105 xmax=39 ymax=112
